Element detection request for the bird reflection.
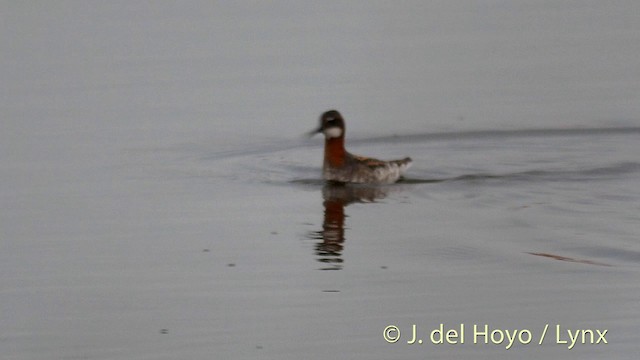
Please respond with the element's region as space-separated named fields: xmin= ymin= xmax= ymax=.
xmin=309 ymin=182 xmax=390 ymax=270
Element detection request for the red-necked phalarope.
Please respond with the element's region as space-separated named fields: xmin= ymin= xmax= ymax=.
xmin=310 ymin=110 xmax=412 ymax=184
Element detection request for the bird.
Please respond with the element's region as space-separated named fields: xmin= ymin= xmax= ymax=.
xmin=309 ymin=110 xmax=412 ymax=184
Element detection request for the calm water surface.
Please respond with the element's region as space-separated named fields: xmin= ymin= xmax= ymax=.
xmin=2 ymin=2 xmax=640 ymax=359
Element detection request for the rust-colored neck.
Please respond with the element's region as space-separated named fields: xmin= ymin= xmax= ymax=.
xmin=324 ymin=136 xmax=346 ymax=167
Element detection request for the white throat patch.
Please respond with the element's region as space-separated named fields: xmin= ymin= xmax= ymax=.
xmin=323 ymin=127 xmax=343 ymax=139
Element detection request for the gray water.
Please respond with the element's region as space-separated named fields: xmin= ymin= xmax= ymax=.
xmin=2 ymin=2 xmax=640 ymax=359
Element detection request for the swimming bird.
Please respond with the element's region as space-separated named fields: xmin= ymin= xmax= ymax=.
xmin=310 ymin=110 xmax=412 ymax=184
